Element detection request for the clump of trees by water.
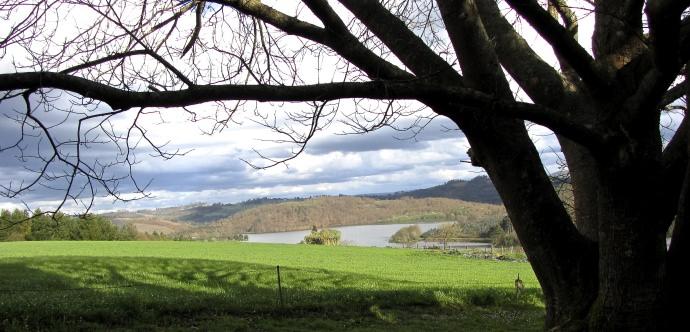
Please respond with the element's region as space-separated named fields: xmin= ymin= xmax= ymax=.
xmin=302 ymin=226 xmax=341 ymax=245
xmin=0 ymin=209 xmax=138 ymax=241
xmin=411 ymin=216 xmax=520 ymax=248
xmin=482 ymin=217 xmax=520 ymax=248
xmin=389 ymin=225 xmax=422 ymax=247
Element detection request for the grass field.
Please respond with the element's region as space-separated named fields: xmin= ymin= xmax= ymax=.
xmin=0 ymin=241 xmax=544 ymax=331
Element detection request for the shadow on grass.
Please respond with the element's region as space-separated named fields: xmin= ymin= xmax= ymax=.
xmin=0 ymin=256 xmax=544 ymax=331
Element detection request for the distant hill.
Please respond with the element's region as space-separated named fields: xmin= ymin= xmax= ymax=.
xmin=103 ymin=197 xmax=296 ymax=233
xmin=102 ymin=176 xmax=503 ymax=235
xmin=187 ymin=196 xmax=506 ymax=239
xmin=371 ymin=176 xmax=501 ymax=204
xmin=174 ymin=198 xmax=298 ymax=223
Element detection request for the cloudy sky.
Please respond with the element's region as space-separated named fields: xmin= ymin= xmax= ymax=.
xmin=6 ymin=1 xmax=680 ymax=213
xmin=0 ymin=1 xmax=573 ymax=213
xmin=0 ymin=86 xmax=571 ymax=213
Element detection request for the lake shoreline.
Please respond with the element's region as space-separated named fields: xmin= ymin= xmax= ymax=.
xmin=247 ymin=222 xmax=493 ymax=248
xmin=241 ymin=220 xmax=458 ymax=234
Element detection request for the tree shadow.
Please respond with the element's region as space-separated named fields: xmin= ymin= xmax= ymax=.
xmin=0 ymin=256 xmax=544 ymax=330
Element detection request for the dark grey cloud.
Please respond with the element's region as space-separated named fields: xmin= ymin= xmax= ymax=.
xmin=136 ymin=157 xmax=413 ymax=193
xmin=308 ymin=132 xmax=431 ymax=154
xmin=1 ymin=93 xmax=222 ymax=202
xmin=126 ymin=133 xmax=469 ymax=195
xmin=308 ymin=117 xmax=462 ymax=154
xmin=1 ymin=94 xmax=119 ymax=167
xmin=131 ymin=159 xmax=250 ymax=192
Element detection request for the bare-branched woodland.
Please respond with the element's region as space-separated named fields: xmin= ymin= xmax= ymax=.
xmin=1 ymin=0 xmax=689 ymax=330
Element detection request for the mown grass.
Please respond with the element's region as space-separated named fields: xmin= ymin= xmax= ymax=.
xmin=0 ymin=241 xmax=544 ymax=331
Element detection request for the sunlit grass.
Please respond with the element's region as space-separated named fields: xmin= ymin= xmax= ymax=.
xmin=0 ymin=241 xmax=544 ymax=331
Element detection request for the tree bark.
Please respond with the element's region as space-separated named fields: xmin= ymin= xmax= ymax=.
xmin=588 ymin=156 xmax=667 ymax=331
xmin=663 ymin=63 xmax=690 ymax=330
xmin=440 ymin=2 xmax=598 ymax=328
xmin=664 ymin=144 xmax=690 ymax=330
xmin=446 ymin=111 xmax=598 ymax=330
xmin=559 ymin=137 xmax=601 ymax=241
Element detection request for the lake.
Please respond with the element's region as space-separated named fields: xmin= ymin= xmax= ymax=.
xmin=247 ymin=222 xmax=489 ymax=248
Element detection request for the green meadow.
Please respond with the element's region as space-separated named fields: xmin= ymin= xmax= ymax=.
xmin=0 ymin=242 xmax=544 ymax=331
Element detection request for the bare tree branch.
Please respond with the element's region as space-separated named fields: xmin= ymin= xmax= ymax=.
xmin=437 ymin=0 xmax=512 ymax=98
xmin=661 ymin=79 xmax=689 ymax=107
xmin=0 ymin=71 xmax=604 ymax=147
xmin=209 ymin=0 xmax=327 ymax=42
xmin=337 ymin=0 xmax=462 ymax=82
xmin=474 ymin=0 xmax=566 ymax=107
xmin=646 ymin=0 xmax=690 ymax=74
xmin=302 ymin=0 xmax=349 ymax=33
xmin=181 ymin=1 xmax=206 ymax=57
xmin=504 ymin=0 xmax=608 ymax=92
xmin=211 ymin=0 xmax=412 ymax=80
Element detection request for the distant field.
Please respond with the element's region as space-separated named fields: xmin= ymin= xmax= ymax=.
xmin=0 ymin=242 xmax=544 ymax=331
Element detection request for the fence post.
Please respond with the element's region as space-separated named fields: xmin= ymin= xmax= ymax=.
xmin=276 ymin=265 xmax=284 ymax=307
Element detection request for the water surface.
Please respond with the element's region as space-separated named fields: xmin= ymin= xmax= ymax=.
xmin=248 ymin=222 xmax=476 ymax=247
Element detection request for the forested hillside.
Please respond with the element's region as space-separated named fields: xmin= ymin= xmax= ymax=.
xmin=186 ymin=196 xmax=505 ymax=238
xmin=104 ymin=198 xmax=293 ymax=233
xmin=100 ymin=177 xmax=504 ymax=236
xmin=372 ymin=176 xmax=501 ymax=204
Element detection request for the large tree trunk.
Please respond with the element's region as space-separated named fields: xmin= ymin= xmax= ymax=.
xmin=450 ymin=113 xmax=599 ymax=330
xmin=664 ymin=157 xmax=690 ymax=330
xmin=588 ymin=161 xmax=667 ymax=330
xmin=663 ymin=67 xmax=690 ymax=330
xmin=455 ymin=104 xmax=676 ymax=330
xmin=559 ymin=137 xmax=601 ymax=241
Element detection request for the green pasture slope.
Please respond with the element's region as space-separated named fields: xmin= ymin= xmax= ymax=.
xmin=0 ymin=242 xmax=544 ymax=331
